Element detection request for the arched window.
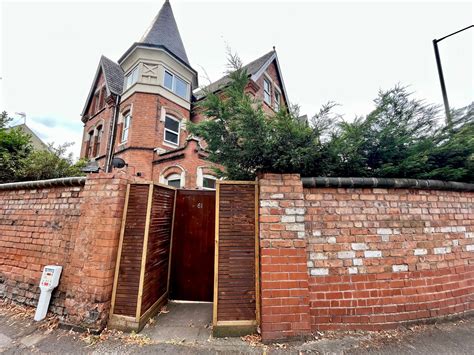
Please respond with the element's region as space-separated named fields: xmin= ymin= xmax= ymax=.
xmin=202 ymin=174 xmax=217 ymax=190
xmin=164 ymin=115 xmax=180 ymax=146
xmin=93 ymin=125 xmax=103 ymax=156
xmin=86 ymin=130 xmax=94 ymax=158
xmin=165 ymin=173 xmax=182 ymax=188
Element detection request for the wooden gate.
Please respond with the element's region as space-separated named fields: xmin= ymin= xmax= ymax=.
xmin=170 ymin=190 xmax=215 ymax=301
xmin=213 ymin=181 xmax=259 ymax=336
xmin=109 ymin=182 xmax=176 ymax=331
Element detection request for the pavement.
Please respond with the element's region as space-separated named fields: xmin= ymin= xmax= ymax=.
xmin=1 ymin=300 xmax=474 ymax=354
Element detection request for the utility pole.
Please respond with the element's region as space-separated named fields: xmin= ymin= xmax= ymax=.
xmin=433 ymin=24 xmax=473 ymax=128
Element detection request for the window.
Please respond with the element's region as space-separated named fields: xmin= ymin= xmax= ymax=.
xmin=99 ymin=86 xmax=106 ymax=109
xmin=163 ymin=70 xmax=189 ymax=99
xmin=263 ymin=78 xmax=271 ymax=105
xmin=164 ymin=115 xmax=180 ymax=145
xmin=125 ymin=66 xmax=139 ymax=90
xmin=121 ymin=113 xmax=131 ymax=142
xmin=93 ymin=125 xmax=103 ymax=156
xmin=166 ymin=173 xmax=182 ymax=188
xmin=92 ymin=91 xmax=100 ymax=113
xmin=86 ymin=130 xmax=94 ymax=157
xmin=164 ymin=71 xmax=173 ymax=90
xmin=274 ymin=89 xmax=281 ymax=111
xmin=202 ymin=175 xmax=217 ymax=190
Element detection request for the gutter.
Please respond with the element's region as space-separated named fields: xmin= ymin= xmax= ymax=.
xmin=0 ymin=177 xmax=86 ymax=190
xmin=301 ymin=177 xmax=474 ymax=192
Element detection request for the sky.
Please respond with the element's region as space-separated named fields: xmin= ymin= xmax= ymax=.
xmin=1 ymin=0 xmax=473 ymax=158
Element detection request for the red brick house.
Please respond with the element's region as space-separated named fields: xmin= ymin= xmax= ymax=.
xmin=80 ymin=0 xmax=289 ymax=189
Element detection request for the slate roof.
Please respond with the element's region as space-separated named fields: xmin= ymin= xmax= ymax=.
xmin=139 ymin=0 xmax=190 ymax=66
xmin=194 ymin=50 xmax=275 ymax=100
xmin=101 ymin=56 xmax=124 ymax=95
xmin=80 ymin=56 xmax=124 ymax=118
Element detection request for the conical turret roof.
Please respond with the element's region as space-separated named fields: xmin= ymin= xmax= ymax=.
xmin=139 ymin=0 xmax=189 ymax=66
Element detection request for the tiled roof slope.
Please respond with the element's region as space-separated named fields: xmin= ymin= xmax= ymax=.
xmin=101 ymin=56 xmax=124 ymax=95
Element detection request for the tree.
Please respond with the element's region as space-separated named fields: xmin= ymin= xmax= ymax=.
xmin=190 ymin=55 xmax=473 ymax=183
xmin=188 ymin=54 xmax=318 ymax=180
xmin=0 ymin=111 xmax=32 ymax=183
xmin=0 ymin=111 xmax=86 ymax=183
xmin=420 ymin=104 xmax=474 ymax=182
xmin=19 ymin=143 xmax=87 ymax=181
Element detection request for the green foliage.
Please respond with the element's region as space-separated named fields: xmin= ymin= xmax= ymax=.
xmin=188 ymin=55 xmax=317 ymax=180
xmin=312 ymin=89 xmax=473 ymax=182
xmin=19 ymin=143 xmax=87 ymax=181
xmin=0 ymin=111 xmax=86 ymax=183
xmin=190 ymin=54 xmax=473 ymax=183
xmin=0 ymin=111 xmax=33 ymax=183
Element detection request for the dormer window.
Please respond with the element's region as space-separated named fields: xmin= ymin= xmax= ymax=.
xmin=263 ymin=78 xmax=271 ymax=105
xmin=164 ymin=115 xmax=180 ymax=145
xmin=125 ymin=66 xmax=139 ymax=90
xmin=164 ymin=70 xmax=189 ymax=100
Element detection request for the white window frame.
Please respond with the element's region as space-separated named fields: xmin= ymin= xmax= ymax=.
xmin=165 ymin=173 xmax=182 ymax=188
xmin=263 ymin=78 xmax=271 ymax=105
xmin=121 ymin=113 xmax=131 ymax=143
xmin=125 ymin=65 xmax=139 ymax=90
xmin=202 ymin=174 xmax=217 ymax=190
xmin=274 ymin=87 xmax=281 ymax=111
xmin=163 ymin=69 xmax=189 ymax=100
xmin=163 ymin=115 xmax=180 ymax=146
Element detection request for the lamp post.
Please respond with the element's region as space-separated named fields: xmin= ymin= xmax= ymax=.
xmin=433 ymin=24 xmax=473 ymax=127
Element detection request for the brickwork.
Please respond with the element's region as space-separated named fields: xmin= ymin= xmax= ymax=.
xmin=0 ymin=173 xmax=134 ymax=330
xmin=81 ymin=60 xmax=283 ymax=189
xmin=258 ymin=173 xmax=312 ymax=341
xmin=81 ymin=72 xmax=113 ymax=166
xmin=304 ymin=185 xmax=474 ymax=331
xmin=258 ymin=174 xmax=474 ymax=340
xmin=0 ymin=184 xmax=83 ymax=315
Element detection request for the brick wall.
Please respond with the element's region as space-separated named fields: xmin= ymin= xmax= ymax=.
xmin=0 ymin=173 xmax=133 ymax=330
xmin=259 ymin=174 xmax=312 ymax=341
xmin=305 ymin=184 xmax=474 ymax=331
xmin=259 ymin=174 xmax=474 ymax=340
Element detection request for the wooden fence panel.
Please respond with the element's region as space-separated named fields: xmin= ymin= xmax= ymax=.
xmin=140 ymin=185 xmax=175 ymax=316
xmin=112 ymin=184 xmax=149 ymax=317
xmin=109 ymin=182 xmax=176 ymax=331
xmin=214 ymin=181 xmax=259 ymax=335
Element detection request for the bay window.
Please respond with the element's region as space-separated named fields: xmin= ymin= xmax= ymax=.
xmin=163 ymin=70 xmax=189 ymax=100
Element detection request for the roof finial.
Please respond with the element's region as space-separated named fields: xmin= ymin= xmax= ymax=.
xmin=273 ymin=46 xmax=276 ymax=51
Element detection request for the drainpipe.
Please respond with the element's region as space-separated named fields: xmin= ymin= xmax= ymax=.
xmin=105 ymin=94 xmax=121 ymax=173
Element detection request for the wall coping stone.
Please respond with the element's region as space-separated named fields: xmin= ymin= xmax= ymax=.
xmin=302 ymin=177 xmax=474 ymax=192
xmin=0 ymin=176 xmax=86 ymax=190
